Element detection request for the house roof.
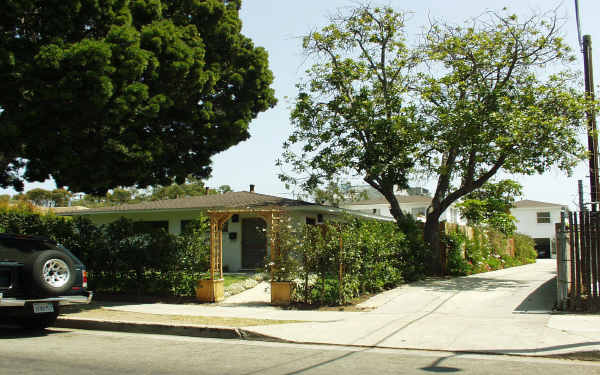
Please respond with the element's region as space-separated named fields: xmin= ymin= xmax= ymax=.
xmin=513 ymin=199 xmax=566 ymax=209
xmin=344 ymin=195 xmax=432 ymax=206
xmin=58 ymin=191 xmax=319 ymax=215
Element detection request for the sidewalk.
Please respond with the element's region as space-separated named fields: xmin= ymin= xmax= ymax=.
xmin=57 ymin=260 xmax=600 ymax=358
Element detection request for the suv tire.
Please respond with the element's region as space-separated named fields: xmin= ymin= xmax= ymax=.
xmin=26 ymin=250 xmax=75 ymax=296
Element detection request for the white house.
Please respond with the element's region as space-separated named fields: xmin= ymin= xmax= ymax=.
xmin=341 ymin=195 xmax=466 ymax=224
xmin=511 ymin=199 xmax=567 ymax=259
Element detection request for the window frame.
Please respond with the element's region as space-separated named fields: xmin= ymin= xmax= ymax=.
xmin=536 ymin=211 xmax=551 ymax=224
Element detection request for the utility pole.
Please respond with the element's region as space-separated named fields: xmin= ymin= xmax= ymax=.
xmin=579 ymin=179 xmax=585 ymax=212
xmin=575 ymin=1 xmax=599 ymax=211
xmin=583 ymin=35 xmax=599 ymax=212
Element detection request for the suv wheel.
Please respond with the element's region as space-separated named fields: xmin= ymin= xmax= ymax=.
xmin=26 ymin=250 xmax=75 ymax=296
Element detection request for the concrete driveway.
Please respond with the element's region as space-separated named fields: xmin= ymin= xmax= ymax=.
xmin=247 ymin=259 xmax=600 ymax=355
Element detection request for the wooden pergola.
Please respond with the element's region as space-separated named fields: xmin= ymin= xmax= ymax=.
xmin=195 ymin=208 xmax=283 ymax=302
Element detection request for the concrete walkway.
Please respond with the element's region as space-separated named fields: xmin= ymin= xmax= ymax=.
xmin=61 ymin=260 xmax=600 ymax=356
xmin=245 ymin=259 xmax=600 ymax=355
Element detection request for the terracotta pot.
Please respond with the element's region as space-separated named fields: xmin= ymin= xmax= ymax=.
xmin=270 ymin=281 xmax=292 ymax=305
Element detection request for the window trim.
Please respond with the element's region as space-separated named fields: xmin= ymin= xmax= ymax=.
xmin=536 ymin=211 xmax=551 ymax=224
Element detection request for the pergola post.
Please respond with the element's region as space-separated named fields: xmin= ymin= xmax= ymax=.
xmin=196 ymin=212 xmax=232 ymax=302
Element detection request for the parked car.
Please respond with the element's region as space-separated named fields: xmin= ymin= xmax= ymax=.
xmin=0 ymin=233 xmax=92 ymax=329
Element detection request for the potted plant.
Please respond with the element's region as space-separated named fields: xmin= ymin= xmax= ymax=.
xmin=268 ymin=217 xmax=300 ymax=305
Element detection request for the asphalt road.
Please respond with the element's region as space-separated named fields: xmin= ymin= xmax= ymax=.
xmin=0 ymin=327 xmax=598 ymax=375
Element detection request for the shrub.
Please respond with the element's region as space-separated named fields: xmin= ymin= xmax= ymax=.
xmin=445 ymin=231 xmax=471 ymax=276
xmin=444 ymin=226 xmax=538 ymax=276
xmin=514 ymin=233 xmax=538 ymax=264
xmin=278 ymin=216 xmax=424 ymax=306
xmin=0 ymin=206 xmax=211 ymax=297
xmin=267 ymin=216 xmax=302 ymax=282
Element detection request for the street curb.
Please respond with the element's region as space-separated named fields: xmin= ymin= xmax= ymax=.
xmin=55 ymin=317 xmax=282 ymax=341
xmin=54 ymin=318 xmax=600 ymax=361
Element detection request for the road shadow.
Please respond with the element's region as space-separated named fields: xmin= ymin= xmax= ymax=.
xmin=419 ymin=276 xmax=530 ymax=293
xmin=513 ymin=277 xmax=557 ymax=313
xmin=0 ymin=322 xmax=69 ymax=339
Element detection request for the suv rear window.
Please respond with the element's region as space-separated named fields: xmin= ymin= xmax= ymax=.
xmin=0 ymin=238 xmax=55 ymax=252
xmin=0 ymin=237 xmax=57 ymax=262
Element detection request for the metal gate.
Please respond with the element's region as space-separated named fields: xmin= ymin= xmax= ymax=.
xmin=556 ymin=210 xmax=600 ymax=310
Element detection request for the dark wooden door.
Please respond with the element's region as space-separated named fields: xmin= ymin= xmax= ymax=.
xmin=242 ymin=218 xmax=267 ymax=269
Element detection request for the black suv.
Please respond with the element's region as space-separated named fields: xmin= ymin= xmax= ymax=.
xmin=0 ymin=233 xmax=92 ymax=329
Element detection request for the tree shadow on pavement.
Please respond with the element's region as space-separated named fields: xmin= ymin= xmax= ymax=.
xmin=419 ymin=276 xmax=530 ymax=293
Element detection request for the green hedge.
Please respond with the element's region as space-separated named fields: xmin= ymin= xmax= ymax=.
xmin=0 ymin=203 xmax=209 ymax=297
xmin=445 ymin=228 xmax=538 ymax=276
xmin=272 ymin=216 xmax=428 ymax=306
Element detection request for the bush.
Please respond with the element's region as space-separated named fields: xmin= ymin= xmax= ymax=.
xmin=275 ymin=216 xmax=426 ymax=306
xmin=0 ymin=206 xmax=211 ymax=297
xmin=445 ymin=232 xmax=471 ymax=276
xmin=514 ymin=233 xmax=538 ymax=264
xmin=444 ymin=226 xmax=538 ymax=276
xmin=267 ymin=216 xmax=302 ymax=282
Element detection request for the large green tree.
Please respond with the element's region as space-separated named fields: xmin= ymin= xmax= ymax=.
xmin=279 ymin=5 xmax=420 ymax=223
xmin=0 ymin=0 xmax=276 ymax=194
xmin=281 ymin=4 xmax=589 ymax=274
xmin=419 ymin=11 xmax=587 ymax=272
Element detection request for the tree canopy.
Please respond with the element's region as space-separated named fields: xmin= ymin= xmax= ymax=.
xmin=457 ymin=180 xmax=522 ymax=235
xmin=15 ymin=187 xmax=72 ymax=207
xmin=280 ymin=4 xmax=590 ymax=273
xmin=0 ymin=0 xmax=276 ymax=194
xmin=278 ymin=5 xmax=420 ymax=223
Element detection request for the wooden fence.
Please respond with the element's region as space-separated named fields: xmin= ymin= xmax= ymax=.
xmin=556 ymin=210 xmax=600 ymax=310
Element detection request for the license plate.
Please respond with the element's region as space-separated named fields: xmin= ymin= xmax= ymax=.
xmin=33 ymin=303 xmax=54 ymax=314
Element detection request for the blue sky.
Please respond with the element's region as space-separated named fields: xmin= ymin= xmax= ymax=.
xmin=4 ymin=1 xmax=600 ymax=208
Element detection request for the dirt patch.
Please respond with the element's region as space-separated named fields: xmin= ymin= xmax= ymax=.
xmin=544 ymin=351 xmax=600 ymax=362
xmin=60 ymin=307 xmax=304 ymax=328
xmin=280 ymin=292 xmax=377 ymax=312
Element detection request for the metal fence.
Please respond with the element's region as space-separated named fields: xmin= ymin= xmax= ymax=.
xmin=556 ymin=210 xmax=600 ymax=310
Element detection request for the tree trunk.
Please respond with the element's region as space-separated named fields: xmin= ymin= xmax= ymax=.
xmin=424 ymin=210 xmax=443 ymax=275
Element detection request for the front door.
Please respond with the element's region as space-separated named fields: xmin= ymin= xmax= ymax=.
xmin=242 ymin=218 xmax=267 ymax=269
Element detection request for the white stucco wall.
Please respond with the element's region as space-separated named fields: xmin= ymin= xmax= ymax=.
xmin=511 ymin=206 xmax=564 ymax=259
xmin=511 ymin=207 xmax=562 ymax=239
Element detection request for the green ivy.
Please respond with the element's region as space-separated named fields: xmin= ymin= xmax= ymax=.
xmin=444 ymin=227 xmax=538 ymax=276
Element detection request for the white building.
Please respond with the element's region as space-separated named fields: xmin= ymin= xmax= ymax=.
xmin=511 ymin=199 xmax=567 ymax=259
xmin=341 ymin=195 xmax=466 ymax=224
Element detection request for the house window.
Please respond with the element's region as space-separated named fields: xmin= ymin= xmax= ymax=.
xmin=536 ymin=212 xmax=551 ymax=224
xmin=181 ymin=220 xmax=193 ymax=234
xmin=372 ymin=208 xmax=378 ymax=214
xmin=306 ymin=217 xmax=316 ymax=225
xmin=133 ymin=221 xmax=168 ymax=234
xmin=410 ymin=207 xmax=427 ymax=218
